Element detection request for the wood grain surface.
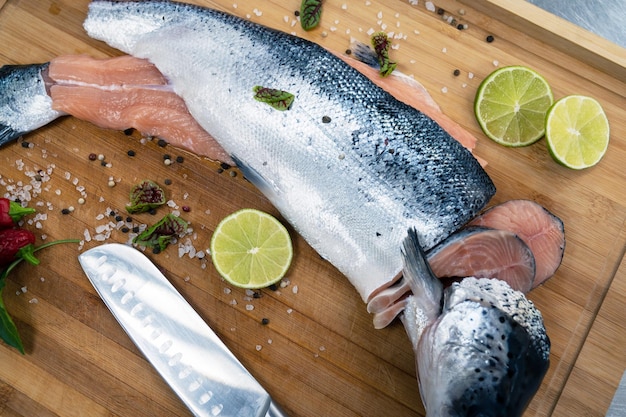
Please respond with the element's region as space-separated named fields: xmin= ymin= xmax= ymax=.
xmin=0 ymin=0 xmax=625 ymax=416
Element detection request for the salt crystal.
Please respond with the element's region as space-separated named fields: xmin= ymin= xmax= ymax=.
xmin=246 ymin=304 xmax=254 ymax=311
xmin=224 ymin=287 xmax=232 ymax=295
xmin=493 ymin=59 xmax=499 ymax=67
xmin=292 ymin=285 xmax=299 ymax=294
xmin=29 ymin=298 xmax=38 ymax=304
xmin=83 ymin=229 xmax=92 ymax=242
xmin=95 ymin=224 xmax=110 ymax=234
xmin=255 ymin=345 xmax=262 ymax=351
xmin=287 ymin=308 xmax=293 ymax=314
xmin=267 ymin=339 xmax=273 ymax=344
xmin=441 ymin=86 xmax=448 ymax=93
xmin=21 ymin=286 xmax=27 ymax=293
xmin=425 ymin=1 xmax=435 ymax=12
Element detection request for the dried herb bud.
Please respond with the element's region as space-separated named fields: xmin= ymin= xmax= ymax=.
xmin=371 ymin=32 xmax=397 ymax=77
xmin=133 ymin=213 xmax=188 ymax=252
xmin=126 ymin=180 xmax=166 ymax=214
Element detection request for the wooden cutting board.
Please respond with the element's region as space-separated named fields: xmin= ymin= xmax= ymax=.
xmin=0 ymin=0 xmax=624 ymax=416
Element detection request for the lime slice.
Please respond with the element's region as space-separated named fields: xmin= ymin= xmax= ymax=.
xmin=545 ymin=95 xmax=610 ymax=169
xmin=210 ymin=208 xmax=293 ymax=289
xmin=475 ymin=66 xmax=554 ymax=146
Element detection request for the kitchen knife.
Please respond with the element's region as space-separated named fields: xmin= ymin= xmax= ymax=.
xmin=78 ymin=243 xmax=287 ymax=417
xmin=606 ymin=370 xmax=626 ymax=417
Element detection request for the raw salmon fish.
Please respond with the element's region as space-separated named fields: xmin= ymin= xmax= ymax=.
xmin=401 ymin=228 xmax=549 ymax=417
xmin=469 ymin=199 xmax=565 ymax=287
xmin=82 ymin=0 xmax=495 ymax=301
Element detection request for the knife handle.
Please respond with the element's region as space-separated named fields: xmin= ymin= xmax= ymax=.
xmin=266 ymin=399 xmax=289 ymax=417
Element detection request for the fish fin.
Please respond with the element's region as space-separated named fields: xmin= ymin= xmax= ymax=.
xmin=345 ymin=39 xmax=441 ymax=113
xmin=0 ymin=63 xmax=63 ymax=147
xmin=399 ymin=228 xmax=443 ymax=346
xmin=0 ymin=124 xmax=24 ymax=147
xmin=367 ymin=276 xmax=412 ymax=328
xmin=402 ymin=228 xmax=444 ymax=313
xmin=230 ymin=154 xmax=278 ymax=199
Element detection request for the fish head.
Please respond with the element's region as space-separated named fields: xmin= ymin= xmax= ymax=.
xmin=413 ymin=277 xmax=550 ymax=417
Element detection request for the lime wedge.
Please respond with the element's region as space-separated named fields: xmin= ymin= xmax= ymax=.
xmin=210 ymin=208 xmax=293 ymax=289
xmin=475 ymin=66 xmax=554 ymax=146
xmin=545 ymin=95 xmax=610 ymax=169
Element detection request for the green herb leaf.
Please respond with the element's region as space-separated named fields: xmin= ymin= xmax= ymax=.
xmin=253 ymin=86 xmax=295 ymax=111
xmin=300 ymin=0 xmax=323 ymax=31
xmin=133 ymin=213 xmax=188 ymax=252
xmin=371 ymin=31 xmax=397 ymax=77
xmin=0 ymin=238 xmax=79 ymax=354
xmin=127 ymin=180 xmax=166 ymax=214
xmin=0 ymin=265 xmax=24 ymax=354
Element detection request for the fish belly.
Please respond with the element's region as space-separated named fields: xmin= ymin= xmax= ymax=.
xmin=84 ymin=0 xmax=495 ymax=301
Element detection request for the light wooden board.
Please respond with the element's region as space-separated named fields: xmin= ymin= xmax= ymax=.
xmin=0 ymin=0 xmax=625 ymax=416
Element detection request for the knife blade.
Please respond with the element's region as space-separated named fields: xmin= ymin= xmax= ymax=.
xmin=78 ymin=243 xmax=288 ymax=417
xmin=607 ymin=370 xmax=626 ymax=417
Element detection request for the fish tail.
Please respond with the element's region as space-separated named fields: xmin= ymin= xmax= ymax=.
xmin=0 ymin=63 xmax=63 ymax=147
xmin=399 ymin=228 xmax=443 ymax=346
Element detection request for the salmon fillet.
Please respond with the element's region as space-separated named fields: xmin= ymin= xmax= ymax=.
xmin=48 ymin=55 xmax=233 ymax=164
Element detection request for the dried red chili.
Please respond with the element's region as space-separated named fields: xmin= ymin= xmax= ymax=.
xmin=0 ymin=228 xmax=38 ymax=267
xmin=0 ymin=198 xmax=36 ymax=229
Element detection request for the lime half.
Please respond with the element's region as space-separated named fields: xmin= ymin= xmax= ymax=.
xmin=546 ymin=95 xmax=610 ymax=169
xmin=210 ymin=208 xmax=293 ymax=289
xmin=475 ymin=66 xmax=554 ymax=147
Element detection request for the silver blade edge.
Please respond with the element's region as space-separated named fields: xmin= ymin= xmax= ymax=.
xmin=78 ymin=243 xmax=273 ymax=417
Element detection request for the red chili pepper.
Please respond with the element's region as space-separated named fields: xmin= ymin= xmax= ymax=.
xmin=0 ymin=228 xmax=39 ymax=268
xmin=0 ymin=198 xmax=36 ymax=229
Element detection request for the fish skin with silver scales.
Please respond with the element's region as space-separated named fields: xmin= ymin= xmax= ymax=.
xmin=83 ymin=0 xmax=495 ymax=302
